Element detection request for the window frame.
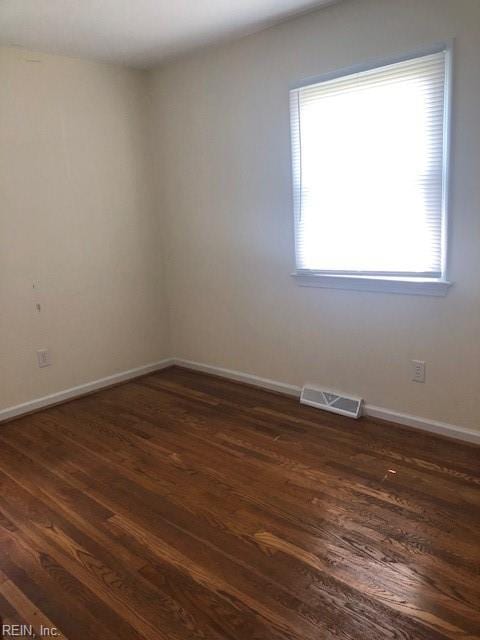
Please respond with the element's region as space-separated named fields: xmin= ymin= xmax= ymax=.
xmin=289 ymin=42 xmax=453 ymax=296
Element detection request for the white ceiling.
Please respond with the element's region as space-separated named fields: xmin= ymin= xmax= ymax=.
xmin=0 ymin=0 xmax=338 ymax=69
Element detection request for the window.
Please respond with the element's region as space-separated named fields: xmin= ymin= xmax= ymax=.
xmin=290 ymin=47 xmax=451 ymax=295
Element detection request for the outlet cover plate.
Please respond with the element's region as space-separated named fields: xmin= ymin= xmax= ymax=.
xmin=411 ymin=359 xmax=426 ymax=383
xmin=37 ymin=349 xmax=51 ymax=368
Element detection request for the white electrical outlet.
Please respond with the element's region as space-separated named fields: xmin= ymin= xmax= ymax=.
xmin=411 ymin=360 xmax=426 ymax=383
xmin=37 ymin=348 xmax=51 ymax=368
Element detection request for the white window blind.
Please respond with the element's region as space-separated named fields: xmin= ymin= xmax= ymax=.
xmin=290 ymin=49 xmax=449 ymax=279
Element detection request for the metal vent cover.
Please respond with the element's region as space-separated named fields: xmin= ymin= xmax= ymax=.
xmin=300 ymin=385 xmax=363 ymax=419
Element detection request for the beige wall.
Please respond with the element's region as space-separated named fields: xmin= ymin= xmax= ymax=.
xmin=0 ymin=47 xmax=169 ymax=409
xmin=151 ymin=0 xmax=480 ymax=431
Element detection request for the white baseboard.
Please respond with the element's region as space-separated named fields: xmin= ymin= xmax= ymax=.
xmin=173 ymin=358 xmax=302 ymax=397
xmin=174 ymin=358 xmax=480 ymax=445
xmin=0 ymin=358 xmax=174 ymax=423
xmin=2 ymin=356 xmax=479 ymax=445
xmin=363 ymin=405 xmax=480 ymax=445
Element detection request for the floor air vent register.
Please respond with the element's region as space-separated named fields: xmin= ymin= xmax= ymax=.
xmin=300 ymin=385 xmax=363 ymax=419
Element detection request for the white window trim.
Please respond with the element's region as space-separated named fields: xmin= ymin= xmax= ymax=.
xmin=291 ymin=272 xmax=452 ymax=296
xmin=290 ymin=42 xmax=454 ymax=296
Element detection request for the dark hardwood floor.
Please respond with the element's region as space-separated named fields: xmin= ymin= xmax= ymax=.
xmin=0 ymin=366 xmax=479 ymax=639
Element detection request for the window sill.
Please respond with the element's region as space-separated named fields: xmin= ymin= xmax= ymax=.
xmin=291 ymin=272 xmax=452 ymax=296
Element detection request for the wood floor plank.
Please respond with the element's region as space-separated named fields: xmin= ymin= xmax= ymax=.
xmin=0 ymin=365 xmax=478 ymax=639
